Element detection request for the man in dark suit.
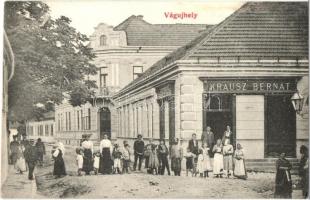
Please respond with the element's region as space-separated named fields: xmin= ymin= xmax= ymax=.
xmin=201 ymin=126 xmax=215 ymax=157
xmin=133 ymin=134 xmax=145 ymax=171
xmin=188 ymin=133 xmax=199 ymax=156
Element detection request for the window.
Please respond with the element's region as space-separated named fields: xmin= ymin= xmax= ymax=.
xmin=81 ymin=109 xmax=91 ymax=130
xmin=68 ymin=112 xmax=71 ymax=131
xmin=58 ymin=114 xmax=60 ymax=131
xmin=38 ymin=125 xmax=43 ymax=136
xmin=77 ymin=110 xmax=80 ymax=130
xmin=100 ymin=67 xmax=108 ymax=87
xmin=81 ymin=110 xmax=84 ymax=130
xmin=100 ymin=35 xmax=107 ymax=46
xmin=133 ymin=66 xmax=143 ymax=80
xmin=28 ymin=126 xmax=33 ymax=136
xmin=45 ymin=125 xmax=49 ymax=136
xmin=50 ymin=125 xmax=53 ymax=136
xmin=88 ymin=108 xmax=91 ymax=130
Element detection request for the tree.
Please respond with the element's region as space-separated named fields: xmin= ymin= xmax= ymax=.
xmin=4 ymin=1 xmax=98 ymax=123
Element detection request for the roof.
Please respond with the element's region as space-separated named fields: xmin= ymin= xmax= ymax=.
xmin=115 ymin=2 xmax=308 ymax=96
xmin=186 ymin=2 xmax=308 ymax=60
xmin=114 ymin=15 xmax=213 ymax=46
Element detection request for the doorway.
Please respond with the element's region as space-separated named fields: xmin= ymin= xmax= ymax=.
xmin=99 ymin=107 xmax=111 ymax=139
xmin=203 ymin=94 xmax=234 ymax=144
xmin=266 ymin=95 xmax=296 ymax=157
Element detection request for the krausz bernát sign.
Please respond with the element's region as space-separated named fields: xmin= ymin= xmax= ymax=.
xmin=204 ymin=79 xmax=296 ymax=93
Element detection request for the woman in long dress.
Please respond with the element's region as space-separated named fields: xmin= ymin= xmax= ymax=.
xmin=274 ymin=153 xmax=292 ymax=198
xmin=170 ymin=138 xmax=183 ymax=176
xmin=148 ymin=143 xmax=159 ymax=175
xmin=233 ymin=143 xmax=247 ymax=180
xmin=212 ymin=139 xmax=224 ymax=178
xmin=99 ymin=134 xmax=113 ymax=174
xmin=52 ymin=142 xmax=66 ymax=178
xmin=222 ymin=125 xmax=232 ymax=145
xmin=81 ymin=136 xmax=94 ymax=175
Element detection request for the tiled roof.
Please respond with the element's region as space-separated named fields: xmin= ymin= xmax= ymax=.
xmin=186 ymin=2 xmax=308 ymax=60
xmin=114 ymin=15 xmax=213 ymax=46
xmin=116 ymin=2 xmax=308 ymax=96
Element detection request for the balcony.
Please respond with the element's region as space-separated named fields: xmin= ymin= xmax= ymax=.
xmin=95 ymin=86 xmax=121 ymax=97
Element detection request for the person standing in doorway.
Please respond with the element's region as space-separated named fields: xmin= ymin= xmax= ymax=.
xmin=201 ymin=126 xmax=215 ymax=157
xmin=133 ymin=134 xmax=144 ymax=171
xmin=81 ymin=135 xmax=94 ymax=175
xmin=35 ymin=138 xmax=45 ymax=167
xmin=24 ymin=140 xmax=38 ymax=180
xmin=222 ymin=125 xmax=232 ymax=145
xmin=274 ymin=153 xmax=292 ymax=198
xmin=158 ymin=139 xmax=171 ymax=175
xmin=188 ymin=133 xmax=199 ymax=175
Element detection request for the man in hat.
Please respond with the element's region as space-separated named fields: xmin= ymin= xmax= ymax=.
xmin=133 ymin=134 xmax=144 ymax=171
xmin=24 ymin=140 xmax=38 ymax=180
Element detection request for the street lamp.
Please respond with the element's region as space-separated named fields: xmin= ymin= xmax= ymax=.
xmin=291 ymin=92 xmax=304 ymax=114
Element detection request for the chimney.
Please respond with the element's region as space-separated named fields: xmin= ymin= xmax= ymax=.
xmin=137 ymin=15 xmax=143 ymax=19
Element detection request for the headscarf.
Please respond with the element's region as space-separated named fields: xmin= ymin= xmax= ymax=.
xmin=58 ymin=142 xmax=65 ymax=155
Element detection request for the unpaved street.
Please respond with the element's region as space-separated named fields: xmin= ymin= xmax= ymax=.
xmin=34 ymin=146 xmax=302 ymax=199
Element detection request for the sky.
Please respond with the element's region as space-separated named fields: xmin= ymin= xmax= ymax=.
xmin=44 ymin=0 xmax=244 ymax=36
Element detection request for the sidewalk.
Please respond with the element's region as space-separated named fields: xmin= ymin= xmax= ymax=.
xmin=1 ymin=165 xmax=44 ymax=198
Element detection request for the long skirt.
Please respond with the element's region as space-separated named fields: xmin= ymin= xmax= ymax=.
xmin=148 ymin=152 xmax=159 ymax=169
xmin=83 ymin=149 xmax=93 ymax=174
xmin=233 ymin=158 xmax=247 ymax=179
xmin=223 ymin=155 xmax=233 ymax=171
xmin=203 ymin=155 xmax=212 ymax=171
xmin=53 ymin=156 xmax=66 ymax=176
xmin=171 ymin=157 xmax=181 ymax=173
xmin=99 ymin=148 xmax=112 ymax=174
xmin=213 ymin=153 xmax=224 ymax=175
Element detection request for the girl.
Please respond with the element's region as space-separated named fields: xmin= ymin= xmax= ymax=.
xmin=112 ymin=144 xmax=122 ymax=174
xmin=122 ymin=141 xmax=131 ymax=174
xmin=76 ymin=148 xmax=83 ymax=176
xmin=202 ymin=143 xmax=212 ymax=177
xmin=93 ymin=151 xmax=100 ymax=175
xmin=184 ymin=148 xmax=196 ymax=177
xmin=196 ymin=149 xmax=204 ymax=178
xmin=148 ymin=143 xmax=159 ymax=175
xmin=212 ymin=139 xmax=224 ymax=178
xmin=233 ymin=143 xmax=247 ymax=180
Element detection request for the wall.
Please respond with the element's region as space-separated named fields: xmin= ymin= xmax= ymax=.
xmin=27 ymin=120 xmax=55 ymax=143
xmin=236 ymin=95 xmax=265 ymax=159
xmin=55 ymin=101 xmax=99 ymax=146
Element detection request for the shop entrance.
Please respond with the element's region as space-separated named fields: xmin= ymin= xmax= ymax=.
xmin=266 ymin=95 xmax=296 ymax=157
xmin=203 ymin=94 xmax=234 ymax=145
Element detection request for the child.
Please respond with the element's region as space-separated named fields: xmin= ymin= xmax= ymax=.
xmin=93 ymin=151 xmax=100 ymax=175
xmin=148 ymin=144 xmax=159 ymax=175
xmin=223 ymin=140 xmax=234 ymax=178
xmin=202 ymin=143 xmax=212 ymax=177
xmin=76 ymin=147 xmax=83 ymax=176
xmin=196 ymin=149 xmax=204 ymax=178
xmin=184 ymin=148 xmax=196 ymax=177
xmin=112 ymin=144 xmax=122 ymax=174
xmin=122 ymin=141 xmax=131 ymax=174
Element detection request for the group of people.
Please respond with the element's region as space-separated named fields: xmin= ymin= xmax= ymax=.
xmin=184 ymin=126 xmax=247 ymax=179
xmin=9 ymin=136 xmax=46 ymax=180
